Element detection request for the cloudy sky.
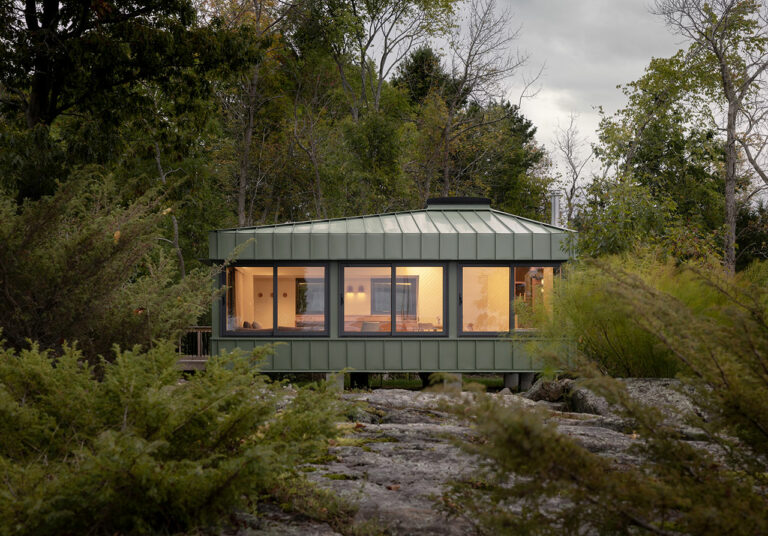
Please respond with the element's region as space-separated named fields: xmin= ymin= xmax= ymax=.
xmin=495 ymin=0 xmax=683 ymax=169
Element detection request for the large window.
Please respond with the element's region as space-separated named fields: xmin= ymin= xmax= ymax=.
xmin=278 ymin=266 xmax=326 ymax=332
xmin=225 ymin=265 xmax=327 ymax=335
xmin=342 ymin=265 xmax=445 ymax=335
xmin=395 ymin=266 xmax=444 ymax=333
xmin=226 ymin=267 xmax=273 ymax=332
xmin=343 ymin=266 xmax=391 ymax=333
xmin=513 ymin=266 xmax=555 ymax=329
xmin=460 ymin=266 xmax=510 ymax=333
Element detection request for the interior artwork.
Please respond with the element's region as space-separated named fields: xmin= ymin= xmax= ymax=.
xmin=226 ymin=266 xmax=326 ymax=333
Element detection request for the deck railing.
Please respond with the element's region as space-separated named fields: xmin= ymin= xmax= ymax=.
xmin=178 ymin=326 xmax=211 ymax=370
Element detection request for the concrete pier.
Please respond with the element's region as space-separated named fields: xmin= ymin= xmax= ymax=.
xmin=503 ymin=373 xmax=520 ymax=391
xmin=520 ymin=372 xmax=535 ymax=392
xmin=325 ymin=372 xmax=345 ymax=391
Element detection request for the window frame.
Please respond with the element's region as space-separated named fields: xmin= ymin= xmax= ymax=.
xmin=220 ymin=262 xmax=330 ymax=338
xmin=339 ymin=262 xmax=448 ymax=338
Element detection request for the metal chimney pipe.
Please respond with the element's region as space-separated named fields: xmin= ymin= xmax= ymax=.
xmin=550 ymin=191 xmax=562 ymax=227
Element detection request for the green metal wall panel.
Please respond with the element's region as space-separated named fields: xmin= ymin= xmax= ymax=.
xmin=384 ymin=341 xmax=401 ymax=369
xmin=476 ymin=341 xmax=494 ymax=369
xmin=384 ymin=232 xmax=403 ymax=259
xmin=494 ymin=340 xmax=513 ymax=369
xmin=458 ymin=233 xmax=476 ymax=259
xmin=219 ymin=232 xmax=236 ymax=260
xmin=365 ymin=341 xmax=384 ymax=369
xmin=421 ymin=341 xmax=438 ymax=369
xmin=421 ymin=232 xmax=440 ymax=258
xmin=457 ymin=341 xmax=475 ymax=369
xmin=274 ymin=231 xmax=291 ymax=258
xmin=532 ymin=233 xmax=551 ymax=259
xmin=403 ymin=234 xmax=421 ymax=259
xmin=209 ymin=337 xmax=546 ymax=372
xmin=209 ymin=231 xmax=218 ymax=260
xmin=330 ymin=234 xmax=346 ymax=258
xmin=476 ymin=233 xmax=495 ymax=259
xmin=366 ymin=233 xmax=384 ymax=258
xmin=348 ymin=233 xmax=365 ymax=258
xmin=438 ymin=342 xmax=458 ymax=369
xmin=310 ymin=342 xmax=329 ymax=369
xmin=255 ymin=231 xmax=272 ymax=258
xmin=330 ymin=342 xmax=347 ymax=369
xmin=348 ymin=341 xmax=365 ymax=370
xmin=311 ymin=233 xmax=329 ymax=259
xmin=495 ymin=234 xmax=514 ymax=259
xmin=514 ymin=233 xmax=532 ymax=259
xmin=403 ymin=341 xmax=420 ymax=369
xmin=292 ymin=233 xmax=310 ymax=259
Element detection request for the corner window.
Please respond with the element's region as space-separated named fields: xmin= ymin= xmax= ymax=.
xmin=514 ymin=266 xmax=555 ymax=329
xmin=224 ymin=265 xmax=327 ymax=336
xmin=460 ymin=266 xmax=510 ymax=333
xmin=226 ymin=267 xmax=274 ymax=332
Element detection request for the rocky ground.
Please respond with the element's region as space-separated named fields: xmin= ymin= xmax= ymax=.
xmin=249 ymin=379 xmax=704 ymax=536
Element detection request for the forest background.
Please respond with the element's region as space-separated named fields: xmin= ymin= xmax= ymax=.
xmin=2 ymin=0 xmax=768 ymax=359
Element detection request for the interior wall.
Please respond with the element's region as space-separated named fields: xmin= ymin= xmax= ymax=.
xmin=462 ymin=267 xmax=510 ymax=331
xmin=396 ymin=266 xmax=443 ymax=325
xmin=232 ymin=267 xmax=272 ymax=329
xmin=343 ymin=266 xmax=390 ymax=317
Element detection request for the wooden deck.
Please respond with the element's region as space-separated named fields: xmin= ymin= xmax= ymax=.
xmin=178 ymin=326 xmax=211 ymax=371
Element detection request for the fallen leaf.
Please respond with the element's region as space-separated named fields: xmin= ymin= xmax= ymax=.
xmin=386 ymin=484 xmax=400 ymax=491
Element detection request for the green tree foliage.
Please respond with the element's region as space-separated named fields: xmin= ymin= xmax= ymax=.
xmin=0 ymin=341 xmax=342 ymax=535
xmin=392 ymin=45 xmax=465 ymax=106
xmin=443 ymin=256 xmax=768 ymax=534
xmin=573 ymin=179 xmax=678 ymax=258
xmin=0 ymin=0 xmax=258 ymax=200
xmin=738 ymin=201 xmax=768 ymax=270
xmin=0 ymin=0 xmax=256 ymax=128
xmin=590 ymin=53 xmax=727 ymax=258
xmin=0 ymin=173 xmax=213 ymax=361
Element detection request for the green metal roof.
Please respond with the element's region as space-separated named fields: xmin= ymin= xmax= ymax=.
xmin=209 ymin=206 xmax=575 ymax=261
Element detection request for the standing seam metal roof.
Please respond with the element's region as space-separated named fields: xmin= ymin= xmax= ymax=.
xmin=209 ymin=208 xmax=575 ymax=261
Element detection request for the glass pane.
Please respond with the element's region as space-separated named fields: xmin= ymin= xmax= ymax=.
xmin=514 ymin=266 xmax=555 ymax=329
xmin=395 ymin=266 xmax=444 ymax=333
xmin=277 ymin=266 xmax=326 ymax=332
xmin=226 ymin=267 xmax=273 ymax=332
xmin=461 ymin=266 xmax=510 ymax=332
xmin=343 ymin=266 xmax=391 ymax=332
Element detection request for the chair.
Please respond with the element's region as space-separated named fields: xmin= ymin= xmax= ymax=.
xmin=361 ymin=321 xmax=380 ymax=332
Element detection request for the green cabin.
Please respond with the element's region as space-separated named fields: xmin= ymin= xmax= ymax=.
xmin=208 ymin=198 xmax=574 ymax=383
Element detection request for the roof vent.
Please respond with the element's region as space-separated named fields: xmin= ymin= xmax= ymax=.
xmin=425 ymin=197 xmax=491 ymax=209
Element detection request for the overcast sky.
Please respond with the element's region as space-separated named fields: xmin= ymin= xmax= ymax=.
xmin=494 ymin=0 xmax=683 ymax=171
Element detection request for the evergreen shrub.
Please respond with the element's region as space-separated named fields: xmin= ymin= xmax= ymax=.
xmin=443 ymin=257 xmax=768 ymax=535
xmin=0 ymin=341 xmax=342 ymax=535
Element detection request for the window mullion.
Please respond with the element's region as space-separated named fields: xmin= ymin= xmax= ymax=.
xmin=390 ymin=265 xmax=396 ymax=335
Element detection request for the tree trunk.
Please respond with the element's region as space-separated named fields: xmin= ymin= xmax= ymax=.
xmin=724 ymin=101 xmax=738 ymax=275
xmin=441 ymin=119 xmax=453 ymax=196
xmin=238 ymin=68 xmax=259 ymax=227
